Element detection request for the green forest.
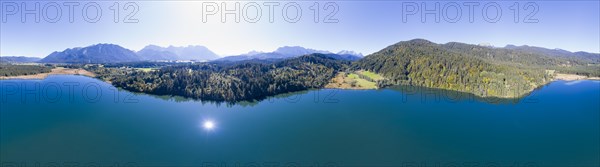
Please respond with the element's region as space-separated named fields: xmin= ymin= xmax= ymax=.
xmin=352 ymin=39 xmax=598 ymax=98
xmin=89 ymin=54 xmax=350 ymax=102
xmin=0 ymin=64 xmax=52 ymax=77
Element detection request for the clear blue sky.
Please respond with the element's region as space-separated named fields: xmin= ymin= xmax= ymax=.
xmin=1 ymin=1 xmax=598 ymax=58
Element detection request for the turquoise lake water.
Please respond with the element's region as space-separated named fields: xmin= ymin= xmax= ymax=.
xmin=1 ymin=75 xmax=599 ymax=167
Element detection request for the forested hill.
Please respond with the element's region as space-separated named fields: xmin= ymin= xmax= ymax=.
xmin=353 ymin=39 xmax=599 ymax=98
xmin=100 ymin=53 xmax=350 ymax=102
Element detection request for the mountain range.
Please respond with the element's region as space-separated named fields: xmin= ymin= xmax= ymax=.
xmin=214 ymin=46 xmax=363 ymax=62
xmin=33 ymin=44 xmax=363 ymax=64
xmin=503 ymin=44 xmax=599 ymax=63
xmin=7 ymin=40 xmax=599 ymax=66
xmin=0 ymin=56 xmax=41 ymax=63
xmin=38 ymin=44 xmax=221 ymax=63
xmin=39 ymin=44 xmax=139 ymax=63
xmin=137 ymin=45 xmax=219 ymax=61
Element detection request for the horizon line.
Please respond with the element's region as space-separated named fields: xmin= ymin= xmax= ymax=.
xmin=1 ymin=38 xmax=599 ymax=58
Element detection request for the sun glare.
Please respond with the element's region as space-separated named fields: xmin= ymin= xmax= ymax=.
xmin=203 ymin=120 xmax=215 ymax=130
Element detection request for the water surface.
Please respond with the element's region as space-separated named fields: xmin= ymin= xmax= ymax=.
xmin=1 ymin=75 xmax=598 ymax=167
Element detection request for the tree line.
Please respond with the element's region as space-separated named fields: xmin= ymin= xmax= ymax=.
xmin=0 ymin=64 xmax=52 ymax=77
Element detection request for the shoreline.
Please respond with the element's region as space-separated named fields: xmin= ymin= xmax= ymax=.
xmin=0 ymin=67 xmax=96 ymax=80
xmin=553 ymin=73 xmax=600 ymax=81
xmin=2 ymin=70 xmax=597 ymax=103
xmin=324 ymin=73 xmax=600 ymax=99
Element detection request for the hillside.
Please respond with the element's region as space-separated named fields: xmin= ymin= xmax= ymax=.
xmin=354 ymin=40 xmax=536 ymax=98
xmin=352 ymin=39 xmax=599 ymax=98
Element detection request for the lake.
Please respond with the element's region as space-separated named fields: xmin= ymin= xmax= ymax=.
xmin=1 ymin=75 xmax=599 ymax=167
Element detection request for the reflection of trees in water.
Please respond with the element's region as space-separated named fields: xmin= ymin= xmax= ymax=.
xmin=129 ymin=91 xmax=235 ymax=107
xmin=125 ymin=83 xmax=545 ymax=107
xmin=137 ymin=89 xmax=320 ymax=108
xmin=387 ymin=85 xmax=543 ymax=105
